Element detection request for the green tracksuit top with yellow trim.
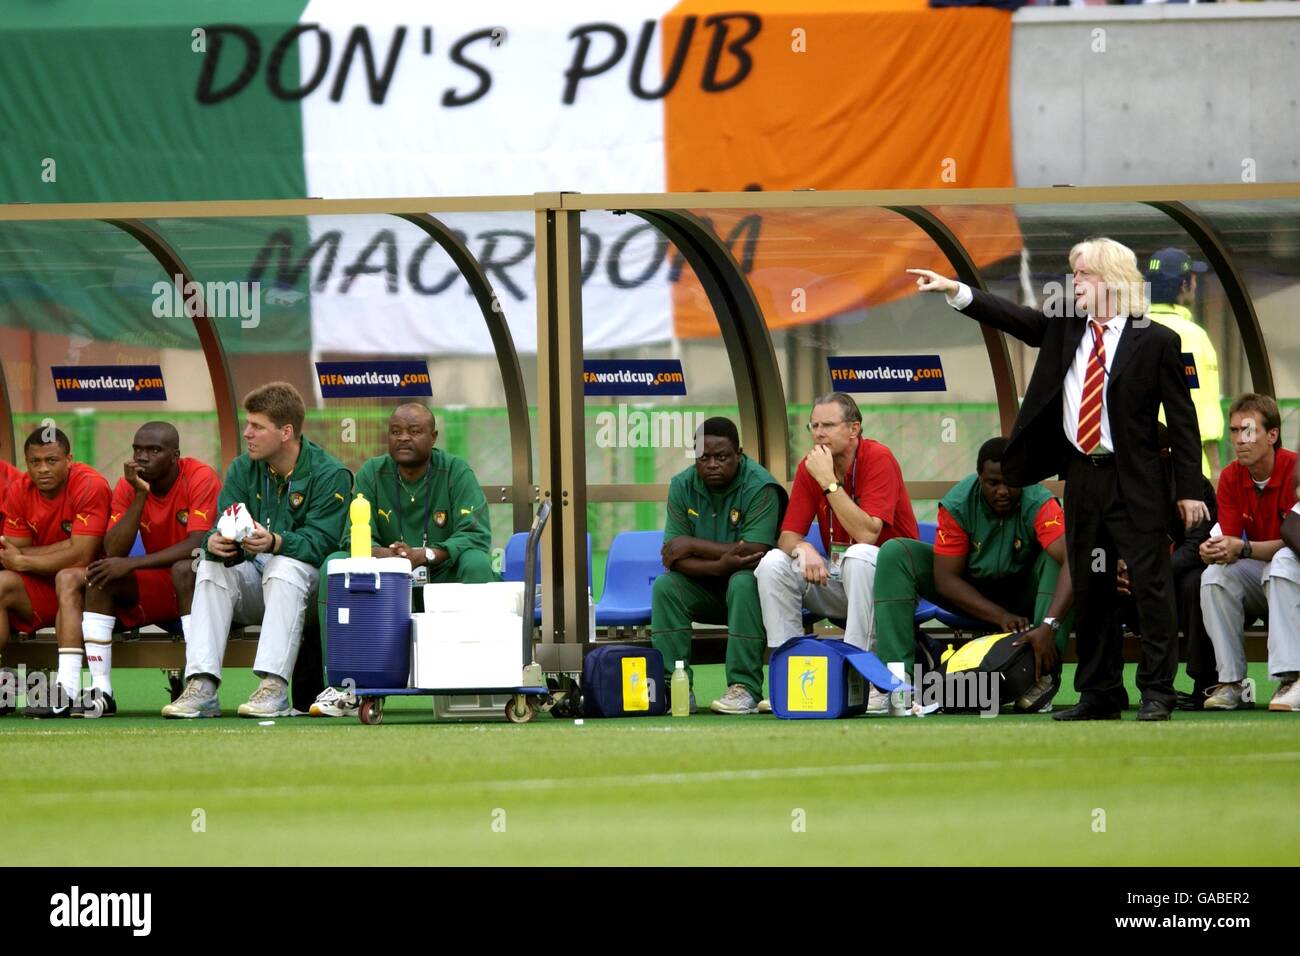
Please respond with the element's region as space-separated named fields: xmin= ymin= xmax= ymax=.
xmin=664 ymin=455 xmax=788 ymax=549
xmin=345 ymin=449 xmax=491 ymax=562
xmin=203 ymin=436 xmax=352 ymax=566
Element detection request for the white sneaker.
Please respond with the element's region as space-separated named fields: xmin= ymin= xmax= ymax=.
xmin=710 ymin=684 xmax=759 ymax=715
xmin=1203 ymin=681 xmax=1253 ymax=711
xmin=866 ymin=686 xmax=889 ymax=715
xmin=1268 ymin=679 xmax=1300 ymax=712
xmin=237 ymin=677 xmax=293 ymax=718
xmin=161 ymin=677 xmax=220 ymax=719
xmin=757 ymin=697 xmax=772 ymax=714
xmin=309 ymin=686 xmax=359 ymax=718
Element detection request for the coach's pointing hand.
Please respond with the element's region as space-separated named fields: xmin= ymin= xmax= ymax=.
xmin=905 ymin=269 xmax=960 ymax=296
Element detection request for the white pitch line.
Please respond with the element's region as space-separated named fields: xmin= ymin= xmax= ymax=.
xmin=5 ymin=750 xmax=1298 ymax=805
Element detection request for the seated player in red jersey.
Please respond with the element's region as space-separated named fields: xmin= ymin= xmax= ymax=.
xmin=54 ymin=422 xmax=220 ymax=717
xmin=0 ymin=427 xmax=111 ymax=717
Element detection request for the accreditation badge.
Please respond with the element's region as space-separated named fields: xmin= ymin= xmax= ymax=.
xmin=829 ymin=542 xmax=848 ymax=579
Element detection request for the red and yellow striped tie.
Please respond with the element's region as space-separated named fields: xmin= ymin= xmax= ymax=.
xmin=1077 ymin=320 xmax=1106 ymax=453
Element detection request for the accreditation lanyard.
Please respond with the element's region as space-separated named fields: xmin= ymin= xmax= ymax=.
xmin=393 ymin=466 xmax=435 ymax=549
xmin=825 ymin=450 xmax=859 ymax=575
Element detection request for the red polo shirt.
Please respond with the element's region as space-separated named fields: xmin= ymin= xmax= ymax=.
xmin=2 ymin=462 xmax=111 ymax=545
xmin=782 ymin=437 xmax=919 ymax=550
xmin=109 ymin=457 xmax=221 ymax=554
xmin=1216 ymin=447 xmax=1297 ymax=542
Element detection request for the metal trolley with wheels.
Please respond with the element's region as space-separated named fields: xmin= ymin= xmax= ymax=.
xmin=351 ymin=500 xmax=555 ymax=725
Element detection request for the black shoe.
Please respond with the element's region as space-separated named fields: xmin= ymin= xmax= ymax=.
xmin=24 ymin=700 xmax=76 ymax=718
xmin=1137 ymin=698 xmax=1173 ymax=721
xmin=78 ymin=690 xmax=117 ymax=718
xmin=1052 ymin=699 xmax=1121 ymax=721
xmin=1176 ymin=687 xmax=1210 ymax=711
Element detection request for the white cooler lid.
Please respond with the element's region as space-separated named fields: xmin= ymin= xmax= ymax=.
xmin=327 ymin=556 xmax=412 ymax=575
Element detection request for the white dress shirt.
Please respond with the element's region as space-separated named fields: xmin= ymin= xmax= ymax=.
xmin=946 ymin=282 xmax=1128 ymax=454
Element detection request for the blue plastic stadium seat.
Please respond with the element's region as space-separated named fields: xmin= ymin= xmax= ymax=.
xmin=503 ymin=531 xmax=592 ymax=584
xmin=917 ymin=520 xmax=937 ymax=545
xmin=128 ymin=532 xmax=146 ymax=558
xmin=934 ymin=605 xmax=994 ymax=632
xmin=503 ymin=530 xmax=593 ymax=624
xmin=914 ymin=598 xmax=940 ymax=625
xmin=806 ymin=520 xmax=827 ymax=556
xmin=594 ymin=531 xmax=664 ymax=627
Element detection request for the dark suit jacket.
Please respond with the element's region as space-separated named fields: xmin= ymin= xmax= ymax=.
xmin=960 ymin=288 xmax=1202 ymax=533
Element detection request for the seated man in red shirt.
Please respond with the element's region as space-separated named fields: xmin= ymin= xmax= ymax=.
xmin=1199 ymin=394 xmax=1300 ymax=712
xmin=54 ymin=422 xmax=221 ymax=717
xmin=756 ymin=392 xmax=919 ymax=710
xmin=874 ymin=436 xmax=1074 ymax=713
xmin=0 ymin=427 xmax=111 ymax=717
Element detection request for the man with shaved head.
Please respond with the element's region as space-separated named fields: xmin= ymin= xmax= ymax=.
xmin=48 ymin=421 xmax=220 ymax=716
xmin=311 ymin=403 xmax=496 ymax=717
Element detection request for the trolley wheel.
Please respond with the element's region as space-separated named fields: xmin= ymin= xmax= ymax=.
xmin=358 ymin=697 xmax=385 ymax=725
xmin=504 ymin=695 xmax=533 ymax=724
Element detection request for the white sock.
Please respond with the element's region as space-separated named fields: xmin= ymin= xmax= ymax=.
xmin=83 ymin=611 xmax=116 ymax=695
xmin=181 ymin=614 xmax=192 ymax=642
xmin=57 ymin=650 xmax=83 ymax=702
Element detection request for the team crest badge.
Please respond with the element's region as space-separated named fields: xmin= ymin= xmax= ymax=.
xmin=61 ymin=519 xmax=72 ymax=534
xmin=289 ymin=492 xmax=305 ymax=510
xmin=434 ymin=510 xmax=447 ymax=528
xmin=177 ymin=509 xmax=189 ymax=526
xmin=1013 ymin=537 xmax=1022 ymax=549
xmin=729 ymin=508 xmax=740 ymax=526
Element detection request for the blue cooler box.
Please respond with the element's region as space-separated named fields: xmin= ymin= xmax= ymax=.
xmin=326 ymin=557 xmax=413 ymax=689
xmin=769 ymin=636 xmax=909 ymax=719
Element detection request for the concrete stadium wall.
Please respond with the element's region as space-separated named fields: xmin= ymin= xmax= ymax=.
xmin=1010 ymin=3 xmax=1300 ymax=187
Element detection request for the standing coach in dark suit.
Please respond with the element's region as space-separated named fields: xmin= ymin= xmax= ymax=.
xmin=908 ymin=237 xmax=1208 ymax=721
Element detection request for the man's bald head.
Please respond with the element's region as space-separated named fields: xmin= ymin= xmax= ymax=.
xmin=131 ymin=420 xmax=182 ymax=484
xmin=135 ymin=421 xmax=180 ymax=451
xmin=388 ymin=404 xmax=437 ymax=471
xmin=392 ymin=403 xmax=436 ymax=431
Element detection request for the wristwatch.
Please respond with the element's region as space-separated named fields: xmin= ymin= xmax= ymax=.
xmin=424 ymin=547 xmax=436 ymax=566
xmin=823 ymin=481 xmax=840 ymax=496
xmin=1042 ymin=617 xmax=1061 ymax=633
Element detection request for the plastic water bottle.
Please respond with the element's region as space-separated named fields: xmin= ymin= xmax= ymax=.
xmin=349 ymin=494 xmax=372 ymax=558
xmin=671 ymin=660 xmax=690 ymax=717
xmin=888 ymin=661 xmax=911 ymax=716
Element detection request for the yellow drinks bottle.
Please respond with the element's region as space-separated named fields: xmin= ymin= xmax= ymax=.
xmin=349 ymin=494 xmax=372 ymax=558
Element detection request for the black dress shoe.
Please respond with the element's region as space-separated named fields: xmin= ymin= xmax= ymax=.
xmin=1138 ymin=699 xmax=1173 ymax=721
xmin=24 ymin=700 xmax=75 ymax=718
xmin=1176 ymin=688 xmax=1209 ymax=711
xmin=1052 ymin=699 xmax=1121 ymax=721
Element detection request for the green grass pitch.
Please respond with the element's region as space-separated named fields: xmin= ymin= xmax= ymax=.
xmin=2 ymin=662 xmax=1295 ymax=866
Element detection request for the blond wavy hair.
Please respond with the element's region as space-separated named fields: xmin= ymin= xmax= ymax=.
xmin=1069 ymin=237 xmax=1148 ymax=318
